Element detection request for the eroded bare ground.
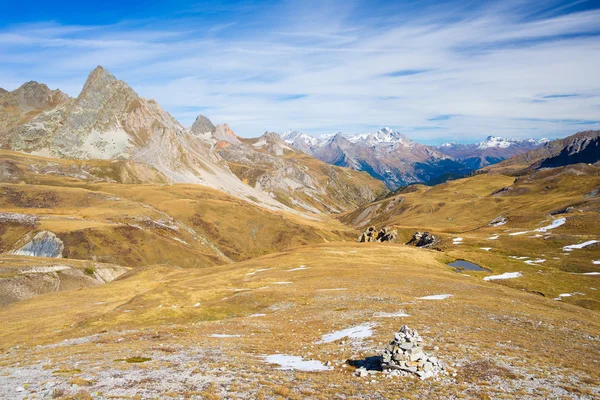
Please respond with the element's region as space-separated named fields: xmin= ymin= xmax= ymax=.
xmin=1 ymin=243 xmax=599 ymax=399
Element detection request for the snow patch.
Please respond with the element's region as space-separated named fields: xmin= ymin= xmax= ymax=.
xmin=209 ymin=334 xmax=241 ymax=338
xmin=563 ymin=240 xmax=599 ymax=252
xmin=524 ymin=259 xmax=546 ymax=265
xmin=484 ymin=272 xmax=522 ymax=281
xmin=318 ymin=325 xmax=373 ymax=343
xmin=534 ymin=218 xmax=566 ymax=232
xmin=263 ymin=355 xmax=331 ymax=372
xmin=480 ymin=247 xmax=492 ymax=251
xmin=374 ymin=311 xmax=410 ymax=318
xmin=418 ymin=294 xmax=453 ymax=300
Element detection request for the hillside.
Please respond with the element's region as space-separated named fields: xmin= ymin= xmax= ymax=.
xmin=341 ymin=165 xmax=600 ymax=311
xmin=0 ymin=151 xmax=357 ymax=302
xmin=216 ymin=130 xmax=388 ymax=213
xmin=485 ymin=130 xmax=600 ymax=174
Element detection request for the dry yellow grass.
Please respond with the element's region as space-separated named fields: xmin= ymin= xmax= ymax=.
xmin=342 ymin=165 xmax=600 ymax=310
xmin=0 ymin=243 xmax=598 ymax=398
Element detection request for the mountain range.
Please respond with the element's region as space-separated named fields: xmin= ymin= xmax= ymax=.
xmin=280 ymin=129 xmax=550 ymax=188
xmin=0 ymin=66 xmax=596 ymax=206
xmin=0 ymin=67 xmax=386 ymax=215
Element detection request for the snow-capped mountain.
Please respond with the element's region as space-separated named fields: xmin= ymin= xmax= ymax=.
xmin=477 ymin=136 xmax=549 ymax=149
xmin=278 ymin=130 xmax=549 ymax=188
xmin=436 ymin=136 xmax=549 ymax=169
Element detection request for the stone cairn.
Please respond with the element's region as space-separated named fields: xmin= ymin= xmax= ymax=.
xmin=358 ymin=226 xmax=398 ymax=243
xmin=380 ymin=325 xmax=446 ymax=379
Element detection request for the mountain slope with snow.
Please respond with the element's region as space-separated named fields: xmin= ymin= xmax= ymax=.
xmin=277 ymin=129 xmax=546 ymax=188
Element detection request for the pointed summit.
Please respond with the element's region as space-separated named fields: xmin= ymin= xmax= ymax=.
xmin=191 ymin=114 xmax=216 ymax=135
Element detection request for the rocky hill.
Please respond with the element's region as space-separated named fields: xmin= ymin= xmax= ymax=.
xmin=214 ymin=128 xmax=387 ymax=213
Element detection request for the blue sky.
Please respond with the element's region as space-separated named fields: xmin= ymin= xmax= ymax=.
xmin=1 ymin=0 xmax=599 ymax=144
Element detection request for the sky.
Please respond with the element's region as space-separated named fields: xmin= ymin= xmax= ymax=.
xmin=1 ymin=0 xmax=599 ymax=144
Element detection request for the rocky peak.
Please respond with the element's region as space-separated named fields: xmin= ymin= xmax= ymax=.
xmin=191 ymin=114 xmax=216 ymax=135
xmin=7 ymin=81 xmax=70 ymax=111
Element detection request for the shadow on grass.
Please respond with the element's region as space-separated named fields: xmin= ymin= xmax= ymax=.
xmin=347 ymin=355 xmax=382 ymax=371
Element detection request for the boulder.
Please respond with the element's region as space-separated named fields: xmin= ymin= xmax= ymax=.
xmin=406 ymin=231 xmax=437 ymax=248
xmin=358 ymin=226 xmax=398 ymax=243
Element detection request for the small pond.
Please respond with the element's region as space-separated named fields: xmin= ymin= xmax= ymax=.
xmin=448 ymin=259 xmax=491 ymax=273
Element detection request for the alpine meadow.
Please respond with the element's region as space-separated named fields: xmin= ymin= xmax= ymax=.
xmin=1 ymin=1 xmax=599 ymax=399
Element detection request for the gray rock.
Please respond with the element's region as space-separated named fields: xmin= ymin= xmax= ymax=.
xmin=11 ymin=231 xmax=64 ymax=258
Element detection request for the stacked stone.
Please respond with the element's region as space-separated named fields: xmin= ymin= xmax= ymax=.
xmin=380 ymin=325 xmax=446 ymax=379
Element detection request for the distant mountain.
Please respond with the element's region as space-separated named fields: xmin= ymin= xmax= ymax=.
xmin=279 ymin=129 xmax=547 ymax=189
xmin=436 ymin=136 xmax=549 ymax=169
xmin=487 ymin=130 xmax=600 ymax=173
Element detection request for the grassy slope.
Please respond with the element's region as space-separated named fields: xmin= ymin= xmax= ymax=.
xmin=0 ymin=243 xmax=598 ymax=398
xmin=0 ymin=150 xmax=358 ymax=272
xmin=341 ymin=166 xmax=600 ymax=310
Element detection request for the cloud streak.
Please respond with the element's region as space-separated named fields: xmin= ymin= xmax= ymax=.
xmin=0 ymin=0 xmax=599 ymax=143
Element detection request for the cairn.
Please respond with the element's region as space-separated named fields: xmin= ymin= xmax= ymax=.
xmin=358 ymin=226 xmax=398 ymax=243
xmin=380 ymin=325 xmax=446 ymax=379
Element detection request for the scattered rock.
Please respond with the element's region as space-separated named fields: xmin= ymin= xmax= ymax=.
xmin=406 ymin=232 xmax=437 ymax=248
xmin=380 ymin=325 xmax=446 ymax=380
xmin=0 ymin=211 xmax=38 ymax=226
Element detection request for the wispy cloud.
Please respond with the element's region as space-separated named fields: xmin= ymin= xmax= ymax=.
xmin=0 ymin=0 xmax=599 ymax=143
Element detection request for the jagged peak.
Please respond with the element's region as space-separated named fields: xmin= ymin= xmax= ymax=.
xmin=81 ymin=65 xmax=121 ymax=94
xmin=191 ymin=114 xmax=216 ymax=135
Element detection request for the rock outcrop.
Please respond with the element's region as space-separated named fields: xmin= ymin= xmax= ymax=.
xmin=406 ymin=231 xmax=437 ymax=248
xmin=10 ymin=231 xmax=64 ymax=258
xmin=358 ymin=226 xmax=398 ymax=242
